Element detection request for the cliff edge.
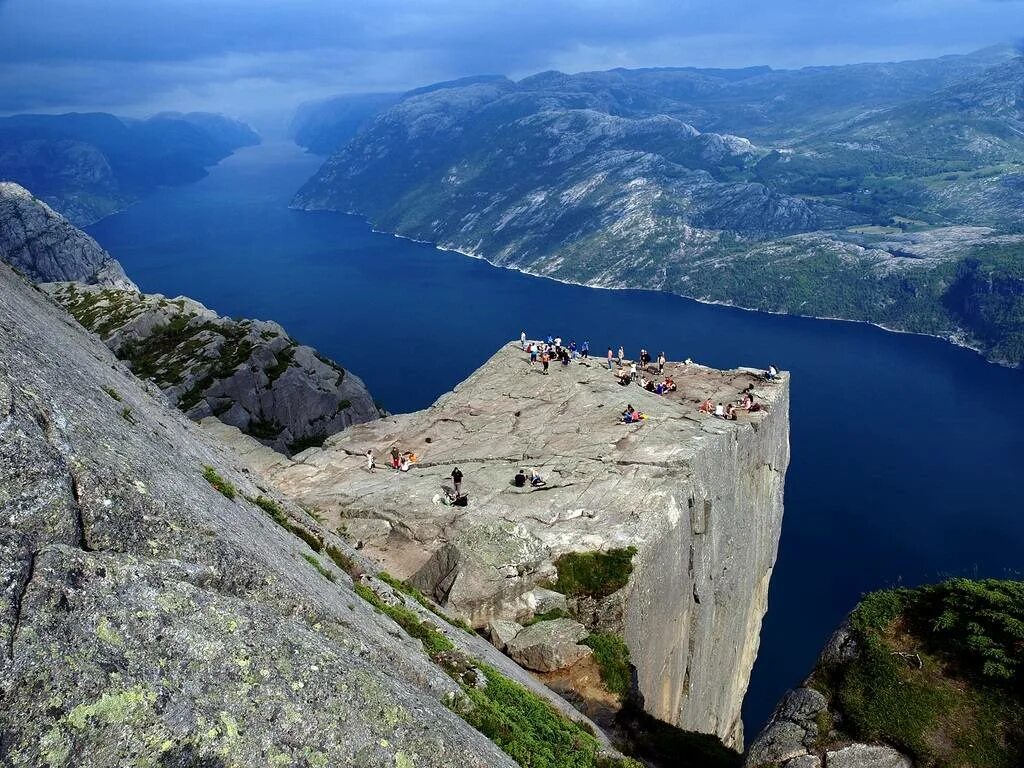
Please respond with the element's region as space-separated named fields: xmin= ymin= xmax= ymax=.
xmin=0 ymin=182 xmax=135 ymax=288
xmin=260 ymin=343 xmax=791 ymax=749
xmin=0 ymin=262 xmax=641 ymax=767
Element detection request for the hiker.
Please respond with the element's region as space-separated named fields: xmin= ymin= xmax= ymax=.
xmin=741 ymin=392 xmax=755 ymax=410
xmin=581 ymin=340 xmax=589 ymax=359
xmin=521 ymin=330 xmax=527 ymax=350
xmin=630 ymin=361 xmax=638 ymax=381
xmin=700 ymin=399 xmax=713 ymax=414
xmin=726 ymin=403 xmax=738 ymax=420
xmin=529 ymin=467 xmax=546 ymax=486
xmin=569 ymin=340 xmax=577 ymax=359
xmin=365 ymin=449 xmax=375 ymax=473
xmin=658 ymin=352 xmax=666 ymax=374
xmin=399 ymin=456 xmax=412 ymax=472
xmin=514 ymin=469 xmax=527 ymax=487
xmin=766 ymin=363 xmax=779 ymax=381
xmin=555 ymin=336 xmax=562 ymax=347
xmin=530 ymin=344 xmax=538 ymax=365
xmin=451 ymin=467 xmax=464 ymax=497
xmin=607 ymin=348 xmax=614 ymax=370
xmin=665 ymin=377 xmax=677 ymax=392
xmin=542 ymin=351 xmax=550 ymax=375
xmin=390 ymin=445 xmax=401 ymax=469
xmin=618 ymin=346 xmax=625 ymax=365
xmin=715 ymin=403 xmax=726 ymax=418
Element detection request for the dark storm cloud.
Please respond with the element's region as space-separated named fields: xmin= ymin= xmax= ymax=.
xmin=0 ymin=0 xmax=1022 ymax=124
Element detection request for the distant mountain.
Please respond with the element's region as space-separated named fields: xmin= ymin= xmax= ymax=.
xmin=0 ymin=111 xmax=260 ymax=225
xmin=290 ymin=93 xmax=401 ymax=155
xmin=294 ymin=47 xmax=1024 ymax=366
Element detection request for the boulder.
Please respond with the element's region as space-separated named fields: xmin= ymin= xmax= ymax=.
xmin=507 ymin=618 xmax=592 ymax=672
xmin=488 ymin=619 xmax=524 ymax=653
xmin=825 ymin=744 xmax=913 ymax=768
xmin=526 ymin=586 xmax=567 ymax=616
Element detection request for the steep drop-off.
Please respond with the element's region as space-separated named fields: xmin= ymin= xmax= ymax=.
xmin=0 ymin=261 xmax=640 ymax=767
xmin=251 ymin=344 xmax=790 ymax=749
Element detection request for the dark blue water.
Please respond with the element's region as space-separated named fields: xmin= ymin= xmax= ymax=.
xmin=88 ymin=141 xmax=1024 ymax=737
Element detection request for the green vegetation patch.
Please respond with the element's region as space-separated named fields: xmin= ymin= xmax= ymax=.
xmin=377 ymin=572 xmax=473 ymax=634
xmin=349 ymin=576 xmax=639 ymax=767
xmin=462 ymin=665 xmax=641 ymax=768
xmin=246 ymin=494 xmax=323 ymax=552
xmin=582 ymin=633 xmax=632 ymax=699
xmin=202 ymin=466 xmax=236 ymax=500
xmin=301 ymin=553 xmax=336 ymax=583
xmin=101 ymin=385 xmax=122 ymax=401
xmin=823 ymin=579 xmax=1024 ymax=768
xmin=522 ymin=609 xmax=569 ymax=626
xmin=552 ymin=547 xmax=637 ymax=599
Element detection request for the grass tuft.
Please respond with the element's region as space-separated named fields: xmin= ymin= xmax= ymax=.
xmin=552 ymin=547 xmax=637 ymax=599
xmin=202 ymin=466 xmax=236 ymax=500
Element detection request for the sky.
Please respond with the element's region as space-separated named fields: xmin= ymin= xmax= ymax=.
xmin=1 ymin=0 xmax=1022 ymax=133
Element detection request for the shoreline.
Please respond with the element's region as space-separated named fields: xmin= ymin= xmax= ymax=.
xmin=337 ymin=210 xmax=1017 ymax=370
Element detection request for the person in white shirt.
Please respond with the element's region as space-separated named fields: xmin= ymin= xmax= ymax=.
xmin=715 ymin=403 xmax=726 ymax=418
xmin=630 ymin=362 xmax=638 ymax=381
xmin=520 ymin=330 xmax=527 ymax=350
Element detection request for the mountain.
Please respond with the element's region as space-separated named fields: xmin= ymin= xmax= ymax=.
xmin=0 ymin=181 xmax=135 ymax=288
xmin=290 ymin=77 xmax=512 ymax=155
xmin=291 ymin=93 xmax=401 ymax=154
xmin=0 ymin=111 xmax=260 ymax=225
xmin=0 ymin=258 xmax=641 ymax=768
xmin=294 ymin=47 xmax=1024 ymax=367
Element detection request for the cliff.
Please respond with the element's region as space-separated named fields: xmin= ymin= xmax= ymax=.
xmin=43 ymin=283 xmax=381 ymax=455
xmin=0 ymin=182 xmax=135 ymax=288
xmin=253 ymin=344 xmax=790 ymax=749
xmin=744 ymin=580 xmax=1024 ymax=768
xmin=0 ymin=262 xmax=640 ymax=767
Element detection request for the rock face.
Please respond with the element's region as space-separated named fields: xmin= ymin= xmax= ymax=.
xmin=264 ymin=343 xmax=791 ymax=749
xmin=42 ymin=282 xmax=381 ymax=455
xmin=0 ymin=262 xmax=624 ymax=767
xmin=0 ymin=182 xmax=135 ymax=288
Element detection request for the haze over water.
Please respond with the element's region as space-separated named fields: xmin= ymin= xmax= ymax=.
xmin=89 ymin=141 xmax=1024 ymax=734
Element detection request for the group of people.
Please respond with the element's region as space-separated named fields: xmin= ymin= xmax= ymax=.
xmin=365 ymin=446 xmax=419 ymax=473
xmin=513 ymin=467 xmax=546 ymax=487
xmin=699 ymin=382 xmax=766 ymax=421
xmin=522 ymin=331 xmax=590 ymax=375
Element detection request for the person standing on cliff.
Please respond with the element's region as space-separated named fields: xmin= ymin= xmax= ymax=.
xmin=520 ymin=330 xmax=527 ymax=350
xmin=365 ymin=449 xmax=375 ymax=473
xmin=607 ymin=347 xmax=614 ymax=370
xmin=658 ymin=352 xmax=666 ymax=374
xmin=618 ymin=346 xmax=624 ymax=366
xmin=451 ymin=467 xmax=464 ymax=497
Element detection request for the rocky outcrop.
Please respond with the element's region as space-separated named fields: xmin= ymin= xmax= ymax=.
xmin=506 ymin=618 xmax=592 ymax=672
xmin=260 ymin=343 xmax=791 ymax=749
xmin=0 ymin=261 xmax=631 ymax=767
xmin=43 ymin=283 xmax=381 ymax=455
xmin=0 ymin=182 xmax=135 ymax=288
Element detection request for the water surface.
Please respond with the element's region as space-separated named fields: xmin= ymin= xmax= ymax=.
xmin=89 ymin=141 xmax=1024 ymax=736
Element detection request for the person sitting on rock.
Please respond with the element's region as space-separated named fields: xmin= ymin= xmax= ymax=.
xmin=399 ymin=456 xmax=412 ymax=472
xmin=699 ymin=398 xmax=713 ymax=413
xmin=514 ymin=469 xmax=527 ymax=487
xmin=715 ymin=402 xmax=726 ymax=418
xmin=665 ymin=377 xmax=677 ymax=392
xmin=529 ymin=467 xmax=546 ymax=487
xmin=726 ymin=403 xmax=738 ymax=420
xmin=765 ymin=363 xmax=779 ymax=380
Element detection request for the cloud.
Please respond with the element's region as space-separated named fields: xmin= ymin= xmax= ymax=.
xmin=0 ymin=0 xmax=1021 ymax=127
